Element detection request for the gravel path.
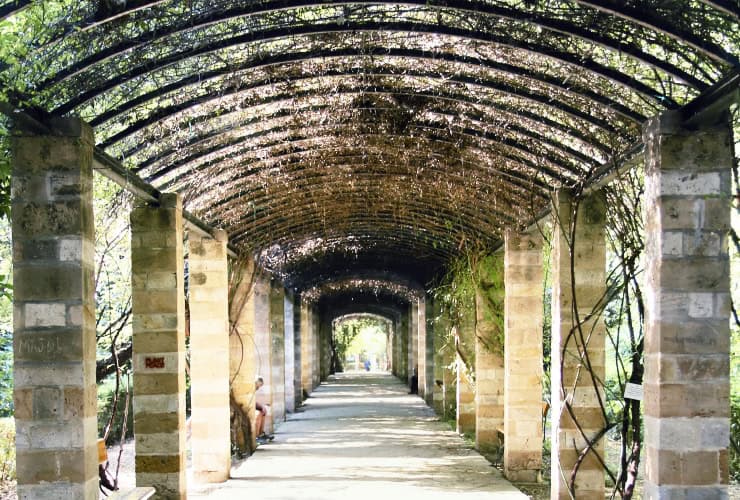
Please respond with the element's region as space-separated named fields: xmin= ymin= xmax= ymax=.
xmin=190 ymin=371 xmax=526 ymax=500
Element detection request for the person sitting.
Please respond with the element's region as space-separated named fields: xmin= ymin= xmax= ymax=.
xmin=254 ymin=377 xmax=273 ymax=444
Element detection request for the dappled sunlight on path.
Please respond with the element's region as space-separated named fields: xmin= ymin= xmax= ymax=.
xmin=191 ymin=372 xmax=527 ymax=499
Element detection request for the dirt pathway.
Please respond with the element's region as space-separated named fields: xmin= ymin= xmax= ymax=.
xmin=190 ymin=371 xmax=527 ymax=500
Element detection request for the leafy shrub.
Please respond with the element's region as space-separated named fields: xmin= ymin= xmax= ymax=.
xmin=0 ymin=418 xmax=15 ymax=483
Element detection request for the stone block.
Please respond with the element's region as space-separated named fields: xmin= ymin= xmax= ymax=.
xmin=133 ymin=373 xmax=182 ymax=396
xmin=644 ymin=382 xmax=729 ymax=418
xmin=16 ymin=448 xmax=90 ymax=483
xmin=15 ymin=265 xmax=84 ymax=301
xmin=24 ymin=303 xmax=66 ymax=328
xmin=660 ymin=172 xmax=722 ymax=196
xmin=134 ymin=412 xmax=180 ymax=434
xmin=135 ymin=454 xmax=183 ymax=474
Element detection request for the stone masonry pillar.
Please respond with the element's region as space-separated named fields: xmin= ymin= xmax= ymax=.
xmin=229 ymin=259 xmax=258 ymax=453
xmin=312 ymin=308 xmax=321 ymax=389
xmin=456 ymin=349 xmax=476 ymax=435
xmin=300 ymin=300 xmax=313 ymax=398
xmin=189 ymin=230 xmax=230 ymax=482
xmin=432 ymin=298 xmax=450 ymax=416
xmin=284 ymin=291 xmax=296 ymax=413
xmin=397 ymin=309 xmax=409 ymax=382
xmin=131 ymin=193 xmax=187 ymax=498
xmin=408 ymin=301 xmax=418 ymax=389
xmin=643 ymin=111 xmax=732 ymax=498
xmin=475 ymin=286 xmax=505 ymax=457
xmin=417 ymin=296 xmax=428 ymax=401
xmin=12 ymin=118 xmax=98 ymax=499
xmin=504 ymin=230 xmax=544 ymax=482
xmin=322 ymin=318 xmax=332 ymax=380
xmin=254 ymin=278 xmax=274 ymax=434
xmin=423 ymin=297 xmax=435 ymax=405
xmin=293 ymin=294 xmax=303 ymax=408
xmin=551 ymin=190 xmax=607 ymax=500
xmin=269 ymin=281 xmax=286 ymax=426
xmin=457 ymin=308 xmax=477 ymax=436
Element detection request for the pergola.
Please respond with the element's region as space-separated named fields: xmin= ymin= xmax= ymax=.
xmin=0 ymin=1 xmax=738 ymax=499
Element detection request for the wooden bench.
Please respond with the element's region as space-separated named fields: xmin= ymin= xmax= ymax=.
xmin=107 ymin=487 xmax=156 ymax=499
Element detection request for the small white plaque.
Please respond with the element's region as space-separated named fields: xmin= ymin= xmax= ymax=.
xmin=624 ymin=383 xmax=643 ymax=401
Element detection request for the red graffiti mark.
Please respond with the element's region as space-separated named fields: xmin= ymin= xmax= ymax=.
xmin=145 ymin=357 xmax=165 ymax=369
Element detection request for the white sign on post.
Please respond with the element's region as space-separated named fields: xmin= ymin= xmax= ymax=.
xmin=624 ymin=383 xmax=643 ymax=401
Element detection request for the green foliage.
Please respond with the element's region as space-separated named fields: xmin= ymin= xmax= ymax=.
xmin=0 ymin=418 xmax=14 ymax=483
xmin=335 ymin=316 xmax=388 ymax=371
xmin=472 ymin=253 xmax=505 ymax=354
xmin=0 ymin=217 xmax=11 ymax=417
xmin=97 ymin=374 xmax=134 ymax=445
xmin=731 ymin=395 xmax=740 ymax=482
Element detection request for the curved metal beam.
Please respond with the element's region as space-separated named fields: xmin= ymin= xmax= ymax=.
xmin=145 ymin=119 xmax=596 ymax=187
xmin=126 ymin=92 xmax=613 ymax=169
xmin=148 ymin=125 xmax=586 ymax=190
xmin=160 ymin=142 xmax=555 ymax=197
xmin=57 ymin=47 xmax=650 ymax=121
xmin=95 ymin=75 xmax=625 ymax=151
xmin=38 ymin=2 xmax=710 ymax=94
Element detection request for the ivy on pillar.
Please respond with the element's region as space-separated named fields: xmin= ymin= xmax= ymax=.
xmin=504 ymin=230 xmax=544 ymax=482
xmin=12 ymin=118 xmax=98 ymax=499
xmin=475 ymin=254 xmax=505 ymax=457
xmin=131 ymin=193 xmax=187 ymax=499
xmin=189 ymin=229 xmax=230 ymax=482
xmin=643 ymin=111 xmax=732 ymax=499
xmin=229 ymin=258 xmax=258 ymax=454
xmin=551 ymin=190 xmax=607 ymax=500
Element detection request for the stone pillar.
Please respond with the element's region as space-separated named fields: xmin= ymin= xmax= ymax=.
xmin=504 ymin=230 xmax=544 ymax=482
xmin=475 ymin=285 xmax=505 ymax=457
xmin=293 ymin=294 xmax=303 ymax=408
xmin=432 ymin=298 xmax=448 ymax=416
xmin=423 ymin=297 xmax=435 ymax=405
xmin=408 ymin=301 xmax=418 ymax=389
xmin=443 ymin=345 xmax=457 ymax=421
xmin=643 ymin=111 xmax=732 ymax=499
xmin=320 ymin=318 xmax=331 ymax=381
xmin=397 ymin=309 xmax=409 ymax=381
xmin=130 ymin=193 xmax=187 ymax=498
xmin=269 ymin=281 xmax=286 ymax=426
xmin=229 ymin=259 xmax=258 ymax=453
xmin=11 ymin=118 xmax=98 ymax=499
xmin=300 ymin=300 xmax=313 ymax=398
xmin=189 ymin=230 xmax=230 ymax=482
xmin=417 ymin=296 xmax=428 ymax=400
xmin=284 ymin=291 xmax=296 ymax=413
xmin=551 ymin=190 xmax=607 ymax=500
xmin=253 ymin=278 xmax=273 ymax=434
xmin=456 ymin=347 xmax=476 ymax=436
xmin=312 ymin=308 xmax=321 ymax=389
